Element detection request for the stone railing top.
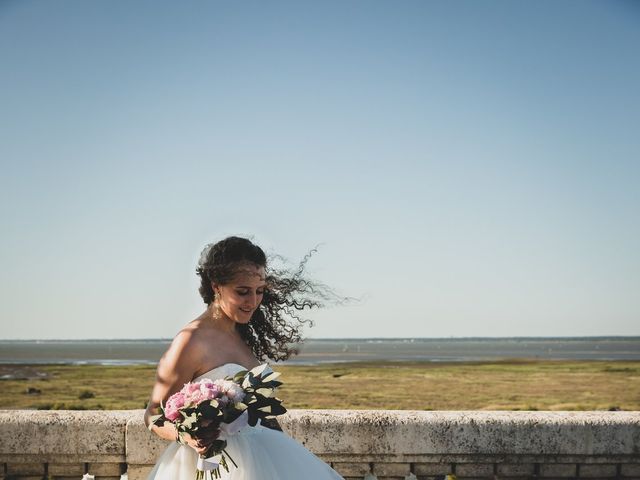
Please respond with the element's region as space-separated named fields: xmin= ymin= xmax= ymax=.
xmin=1 ymin=410 xmax=639 ymax=463
xmin=0 ymin=410 xmax=132 ymax=456
xmin=280 ymin=410 xmax=640 ymax=456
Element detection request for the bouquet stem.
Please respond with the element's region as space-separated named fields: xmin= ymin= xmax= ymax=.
xmin=223 ymin=448 xmax=238 ymax=468
xmin=196 ymin=449 xmax=237 ymax=479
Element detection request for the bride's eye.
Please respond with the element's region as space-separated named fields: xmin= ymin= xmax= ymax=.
xmin=236 ymin=288 xmax=265 ymax=296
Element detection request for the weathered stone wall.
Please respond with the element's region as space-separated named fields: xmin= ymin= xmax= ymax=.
xmin=1 ymin=410 xmax=639 ymax=480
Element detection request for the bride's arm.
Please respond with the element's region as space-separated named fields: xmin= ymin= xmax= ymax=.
xmin=143 ymin=329 xmax=211 ymax=454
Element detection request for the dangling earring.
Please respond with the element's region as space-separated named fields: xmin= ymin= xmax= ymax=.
xmin=212 ymin=290 xmax=223 ymax=320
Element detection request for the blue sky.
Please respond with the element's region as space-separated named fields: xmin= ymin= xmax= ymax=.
xmin=1 ymin=0 xmax=638 ymax=339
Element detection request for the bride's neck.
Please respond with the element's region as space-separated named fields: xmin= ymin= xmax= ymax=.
xmin=207 ymin=305 xmax=240 ymax=336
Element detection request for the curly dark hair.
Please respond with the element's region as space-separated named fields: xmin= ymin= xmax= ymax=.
xmin=196 ymin=236 xmax=338 ymax=362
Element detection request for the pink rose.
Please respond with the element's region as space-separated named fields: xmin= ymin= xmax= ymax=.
xmin=180 ymin=382 xmax=202 ymax=405
xmin=185 ymin=390 xmax=203 ymax=405
xmin=214 ymin=379 xmax=245 ymax=403
xmin=184 ymin=382 xmax=201 ymax=396
xmin=164 ymin=391 xmax=186 ymax=421
xmin=199 ymin=380 xmax=221 ymax=400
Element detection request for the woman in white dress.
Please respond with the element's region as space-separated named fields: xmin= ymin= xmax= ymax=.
xmin=144 ymin=236 xmax=344 ymax=479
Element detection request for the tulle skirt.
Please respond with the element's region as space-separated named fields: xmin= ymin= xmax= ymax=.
xmin=147 ymin=424 xmax=343 ymax=479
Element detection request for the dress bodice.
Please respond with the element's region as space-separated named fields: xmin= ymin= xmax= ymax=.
xmin=193 ymin=362 xmax=248 ymax=382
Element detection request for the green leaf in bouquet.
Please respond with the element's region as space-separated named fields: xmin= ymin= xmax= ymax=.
xmin=260 ymin=397 xmax=287 ymax=416
xmin=198 ymin=401 xmax=222 ymax=419
xmin=261 ymin=371 xmax=281 ymax=383
xmin=243 ymin=393 xmax=258 ymax=404
xmin=222 ymin=406 xmax=245 ymax=424
xmin=183 ymin=406 xmax=197 ymax=417
xmin=249 ymin=363 xmax=272 ymax=377
xmin=247 ymin=408 xmax=260 ymax=427
xmin=261 ymin=380 xmax=283 ymax=390
xmin=181 ymin=413 xmax=198 ymax=429
xmin=255 ymin=387 xmax=275 ymax=398
xmin=234 ymin=402 xmax=248 ymax=411
xmin=242 ymin=372 xmax=261 ymax=389
xmin=268 ymin=403 xmax=287 ymax=416
xmin=233 ymin=370 xmax=248 ymax=383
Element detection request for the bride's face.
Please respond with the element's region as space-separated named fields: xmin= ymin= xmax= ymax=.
xmin=215 ymin=264 xmax=266 ymax=324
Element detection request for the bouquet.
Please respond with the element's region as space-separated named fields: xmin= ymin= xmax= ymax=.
xmin=149 ymin=364 xmax=287 ymax=479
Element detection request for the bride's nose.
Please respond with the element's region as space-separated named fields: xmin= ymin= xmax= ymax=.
xmin=245 ymin=292 xmax=259 ymax=307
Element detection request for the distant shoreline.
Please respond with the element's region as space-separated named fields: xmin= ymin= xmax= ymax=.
xmin=2 ymin=335 xmax=639 ymax=342
xmin=1 ymin=337 xmax=639 ymax=365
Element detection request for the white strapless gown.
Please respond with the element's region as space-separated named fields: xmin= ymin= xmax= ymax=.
xmin=147 ymin=363 xmax=344 ymax=479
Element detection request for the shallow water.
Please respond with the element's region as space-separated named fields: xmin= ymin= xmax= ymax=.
xmin=0 ymin=337 xmax=638 ymax=365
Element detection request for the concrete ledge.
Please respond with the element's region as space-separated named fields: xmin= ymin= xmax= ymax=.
xmin=125 ymin=411 xmax=165 ymax=465
xmin=0 ymin=410 xmax=133 ymax=458
xmin=282 ymin=410 xmax=640 ymax=456
xmin=0 ymin=409 xmax=639 ymax=479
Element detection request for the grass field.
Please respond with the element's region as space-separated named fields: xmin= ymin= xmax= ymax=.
xmin=1 ymin=360 xmax=638 ymax=411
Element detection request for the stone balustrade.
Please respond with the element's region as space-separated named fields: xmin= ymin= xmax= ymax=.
xmin=1 ymin=410 xmax=639 ymax=479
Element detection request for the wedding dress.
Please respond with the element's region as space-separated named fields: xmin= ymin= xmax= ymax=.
xmin=147 ymin=363 xmax=344 ymax=479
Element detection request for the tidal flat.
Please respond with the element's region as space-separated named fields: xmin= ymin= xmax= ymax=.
xmin=0 ymin=360 xmax=638 ymax=411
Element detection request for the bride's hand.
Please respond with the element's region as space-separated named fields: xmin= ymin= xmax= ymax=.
xmin=181 ymin=425 xmax=220 ymax=456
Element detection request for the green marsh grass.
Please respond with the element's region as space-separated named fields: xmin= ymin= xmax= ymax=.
xmin=1 ymin=360 xmax=638 ymax=411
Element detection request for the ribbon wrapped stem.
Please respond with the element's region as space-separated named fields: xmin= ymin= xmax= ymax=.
xmin=195 ymin=449 xmax=237 ymax=479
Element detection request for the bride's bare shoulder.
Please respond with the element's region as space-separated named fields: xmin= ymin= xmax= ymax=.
xmin=161 ymin=314 xmax=213 ymax=363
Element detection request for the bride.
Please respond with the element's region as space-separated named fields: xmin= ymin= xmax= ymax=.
xmin=144 ymin=236 xmax=344 ymax=479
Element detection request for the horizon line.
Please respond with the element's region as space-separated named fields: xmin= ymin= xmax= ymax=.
xmin=1 ymin=335 xmax=639 ymax=342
